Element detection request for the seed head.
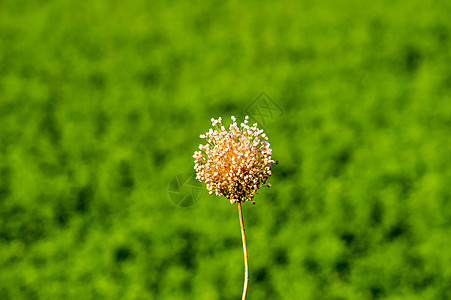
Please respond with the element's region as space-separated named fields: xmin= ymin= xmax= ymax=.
xmin=193 ymin=116 xmax=276 ymax=204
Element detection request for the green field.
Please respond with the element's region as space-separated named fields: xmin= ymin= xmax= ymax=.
xmin=1 ymin=0 xmax=451 ymax=299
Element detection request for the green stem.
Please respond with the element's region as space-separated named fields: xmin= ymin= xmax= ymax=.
xmin=238 ymin=201 xmax=248 ymax=300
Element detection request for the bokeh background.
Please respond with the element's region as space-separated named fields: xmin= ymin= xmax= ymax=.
xmin=1 ymin=0 xmax=451 ymax=299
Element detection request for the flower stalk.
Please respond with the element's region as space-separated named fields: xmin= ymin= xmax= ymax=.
xmin=238 ymin=201 xmax=248 ymax=300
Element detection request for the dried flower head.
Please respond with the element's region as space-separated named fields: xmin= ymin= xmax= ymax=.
xmin=193 ymin=116 xmax=277 ymax=204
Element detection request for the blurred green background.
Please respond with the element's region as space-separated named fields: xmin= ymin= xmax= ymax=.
xmin=1 ymin=0 xmax=451 ymax=299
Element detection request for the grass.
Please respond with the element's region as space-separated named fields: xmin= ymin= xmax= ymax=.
xmin=1 ymin=0 xmax=451 ymax=299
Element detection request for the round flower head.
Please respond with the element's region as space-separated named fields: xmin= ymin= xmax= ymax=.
xmin=193 ymin=116 xmax=277 ymax=204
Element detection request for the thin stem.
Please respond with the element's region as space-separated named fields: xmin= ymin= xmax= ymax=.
xmin=238 ymin=201 xmax=248 ymax=300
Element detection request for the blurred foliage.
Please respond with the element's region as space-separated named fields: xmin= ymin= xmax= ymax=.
xmin=1 ymin=0 xmax=451 ymax=299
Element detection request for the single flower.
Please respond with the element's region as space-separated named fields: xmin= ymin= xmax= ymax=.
xmin=193 ymin=115 xmax=277 ymax=300
xmin=193 ymin=115 xmax=277 ymax=204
